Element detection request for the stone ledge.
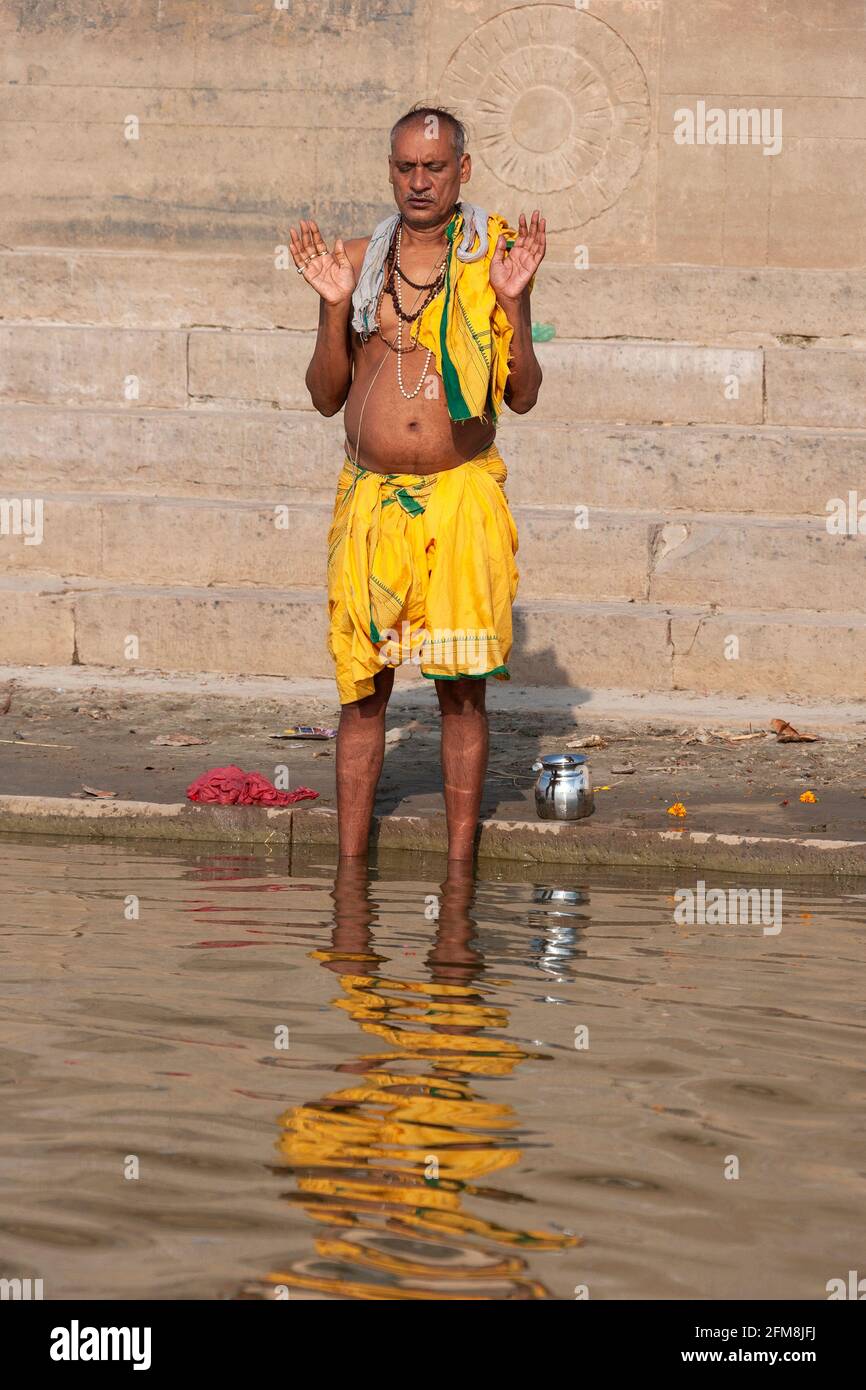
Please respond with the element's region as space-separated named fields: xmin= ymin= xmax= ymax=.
xmin=1 ymin=795 xmax=864 ymax=876
xmin=0 ymin=796 xmax=292 ymax=844
xmin=4 ymin=254 xmax=865 ymax=339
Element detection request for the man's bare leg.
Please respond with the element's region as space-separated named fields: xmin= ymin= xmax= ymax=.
xmin=336 ymin=666 xmax=394 ymax=857
xmin=436 ymin=677 xmax=488 ymax=861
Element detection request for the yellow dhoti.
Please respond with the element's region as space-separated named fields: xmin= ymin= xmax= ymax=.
xmin=327 ymin=444 xmax=519 ymax=705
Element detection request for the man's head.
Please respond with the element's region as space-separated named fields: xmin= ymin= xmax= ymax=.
xmin=388 ymin=105 xmax=470 ymax=228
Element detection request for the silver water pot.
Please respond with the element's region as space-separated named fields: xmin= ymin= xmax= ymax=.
xmin=531 ymin=753 xmax=594 ymax=821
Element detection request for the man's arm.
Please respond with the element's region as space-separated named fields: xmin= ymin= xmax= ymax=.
xmin=289 ymin=221 xmax=362 ymax=417
xmin=489 ymin=210 xmax=547 ymax=415
xmin=305 ymin=297 xmax=352 ymax=417
xmin=499 ymin=289 xmax=542 ymax=414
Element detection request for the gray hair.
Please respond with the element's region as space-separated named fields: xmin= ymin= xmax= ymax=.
xmin=389 ymin=105 xmax=467 ymax=158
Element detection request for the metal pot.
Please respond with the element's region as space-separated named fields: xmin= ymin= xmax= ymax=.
xmin=531 ymin=753 xmax=594 ymax=821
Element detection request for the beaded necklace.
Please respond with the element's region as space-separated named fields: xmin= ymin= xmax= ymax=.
xmin=377 ymin=221 xmax=448 ymax=400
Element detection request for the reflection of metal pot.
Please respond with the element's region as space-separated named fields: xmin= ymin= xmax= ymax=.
xmin=531 ymin=888 xmax=587 ymax=906
xmin=528 ymin=887 xmax=589 ymax=924
xmin=531 ymin=754 xmax=594 ymax=821
xmin=529 ymin=886 xmax=590 ymax=976
xmin=528 ymin=922 xmax=589 ymax=976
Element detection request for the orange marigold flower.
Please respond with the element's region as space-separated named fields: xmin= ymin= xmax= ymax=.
xmin=667 ymin=801 xmax=687 ymax=817
xmin=799 ymin=790 xmax=817 ymax=803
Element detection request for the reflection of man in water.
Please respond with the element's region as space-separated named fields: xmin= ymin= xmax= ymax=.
xmin=259 ymin=861 xmax=576 ymax=1299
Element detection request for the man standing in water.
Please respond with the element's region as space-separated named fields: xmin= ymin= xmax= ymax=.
xmin=289 ymin=105 xmax=545 ymax=859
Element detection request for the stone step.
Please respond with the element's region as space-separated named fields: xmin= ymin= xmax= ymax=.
xmin=5 ymin=321 xmax=866 ymax=425
xmin=184 ymin=330 xmax=768 ymax=426
xmin=10 ymin=662 xmax=866 ymax=734
xmin=0 ymin=325 xmax=189 ymax=409
xmin=2 ymin=403 xmax=863 ymax=517
xmin=765 ymin=347 xmax=866 ymax=429
xmin=1 ymin=576 xmax=863 ymax=699
xmin=0 ymin=402 xmax=339 ymax=501
xmin=2 ymin=492 xmax=863 ymax=613
xmin=3 ymin=322 xmax=866 ymax=427
xmin=4 ymin=249 xmax=865 ymax=342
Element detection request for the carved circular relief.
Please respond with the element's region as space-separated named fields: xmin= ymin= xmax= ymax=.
xmin=438 ymin=5 xmax=650 ymax=227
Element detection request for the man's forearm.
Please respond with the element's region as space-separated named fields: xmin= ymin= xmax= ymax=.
xmin=305 ymin=299 xmax=353 ymax=416
xmin=499 ymin=291 xmax=542 ymax=413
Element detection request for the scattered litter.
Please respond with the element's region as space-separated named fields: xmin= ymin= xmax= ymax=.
xmin=382 ymin=719 xmax=431 ymax=747
xmin=151 ymin=733 xmax=209 ymax=747
xmin=0 ymin=738 xmax=74 ymax=749
xmin=771 ymin=718 xmax=818 ymax=743
xmin=312 ymin=750 xmax=331 ymax=758
xmin=566 ymin=734 xmax=608 ymax=749
xmin=271 ymin=726 xmax=337 ymax=740
xmin=187 ymin=765 xmax=318 ymax=807
xmin=76 ymin=785 xmax=118 ymax=799
xmin=680 ymin=726 xmax=713 ymax=744
xmin=385 ymin=727 xmax=408 ymax=746
xmin=487 ymin=762 xmax=521 ymax=784
xmin=799 ymin=790 xmax=818 ymax=803
xmin=667 ymin=801 xmax=687 ymax=817
xmin=611 ymin=764 xmax=636 ymax=775
xmin=0 ymin=682 xmax=14 ymax=715
xmin=680 ymin=725 xmax=765 ymax=745
xmin=76 ymin=706 xmax=111 ymax=720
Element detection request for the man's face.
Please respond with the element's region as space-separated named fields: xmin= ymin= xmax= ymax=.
xmin=388 ymin=118 xmax=470 ymax=227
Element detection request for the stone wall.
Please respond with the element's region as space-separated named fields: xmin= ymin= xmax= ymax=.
xmin=1 ymin=1 xmax=865 ymax=696
xmin=2 ymin=0 xmax=863 ymax=264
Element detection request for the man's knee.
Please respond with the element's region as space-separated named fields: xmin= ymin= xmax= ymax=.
xmin=436 ymin=677 xmax=487 ymax=715
xmin=341 ymin=667 xmax=394 ymax=721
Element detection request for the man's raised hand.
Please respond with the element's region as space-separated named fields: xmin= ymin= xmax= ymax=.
xmin=490 ymin=209 xmax=546 ymax=304
xmin=289 ymin=220 xmax=355 ymax=306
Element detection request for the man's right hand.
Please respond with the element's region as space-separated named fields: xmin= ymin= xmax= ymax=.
xmin=290 ymin=220 xmax=356 ymax=306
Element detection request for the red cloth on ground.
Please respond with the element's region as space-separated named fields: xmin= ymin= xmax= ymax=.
xmin=186 ymin=765 xmax=318 ymax=807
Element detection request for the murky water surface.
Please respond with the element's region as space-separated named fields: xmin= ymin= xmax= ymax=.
xmin=1 ymin=837 xmax=864 ymax=1300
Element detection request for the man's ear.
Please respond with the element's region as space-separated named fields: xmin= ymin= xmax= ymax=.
xmin=460 ymin=153 xmax=471 ymax=186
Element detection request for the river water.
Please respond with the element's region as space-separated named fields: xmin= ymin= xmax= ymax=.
xmin=1 ymin=836 xmax=864 ymax=1300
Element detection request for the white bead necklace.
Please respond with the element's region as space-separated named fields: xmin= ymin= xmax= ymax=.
xmin=394 ymin=222 xmax=445 ymax=401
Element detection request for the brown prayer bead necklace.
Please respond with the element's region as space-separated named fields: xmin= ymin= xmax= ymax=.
xmin=376 ymin=221 xmax=447 ymax=400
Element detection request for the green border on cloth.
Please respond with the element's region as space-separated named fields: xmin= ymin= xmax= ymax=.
xmin=422 ymin=667 xmax=509 ymax=681
xmin=438 ymin=214 xmax=472 ymax=422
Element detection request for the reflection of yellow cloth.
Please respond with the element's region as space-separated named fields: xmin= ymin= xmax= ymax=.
xmin=327 ymin=445 xmax=519 ymax=705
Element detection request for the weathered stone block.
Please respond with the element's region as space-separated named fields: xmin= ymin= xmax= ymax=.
xmin=0 ymin=327 xmax=186 ymax=407
xmin=0 ymin=576 xmax=75 ymax=664
xmin=766 ymin=347 xmax=866 ymax=428
xmin=187 ymin=330 xmax=314 ymax=409
xmin=535 ymin=341 xmax=763 ymax=425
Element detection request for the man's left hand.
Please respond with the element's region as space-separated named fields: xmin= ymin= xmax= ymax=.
xmin=490 ymin=210 xmax=546 ymax=304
